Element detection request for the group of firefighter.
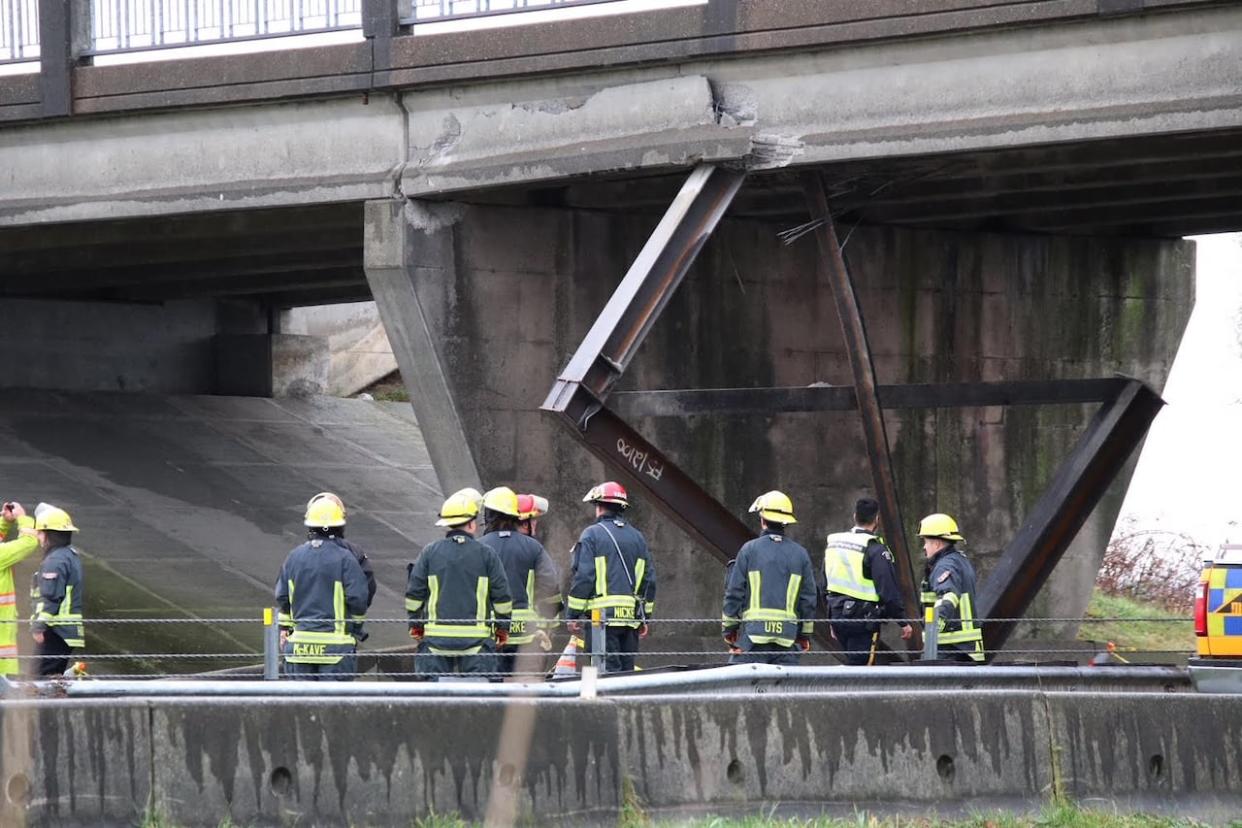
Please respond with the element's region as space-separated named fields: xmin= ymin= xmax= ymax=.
xmin=281 ymin=483 xmax=984 ymax=681
xmin=0 ymin=481 xmax=983 ymax=682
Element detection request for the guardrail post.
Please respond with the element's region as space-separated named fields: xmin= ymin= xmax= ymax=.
xmin=263 ymin=608 xmax=280 ymax=680
xmin=590 ymin=609 xmax=606 ymax=674
xmin=922 ymin=603 xmax=939 ymax=661
xmin=39 ymin=0 xmax=92 ymax=117
xmin=362 ymin=0 xmax=410 ymax=70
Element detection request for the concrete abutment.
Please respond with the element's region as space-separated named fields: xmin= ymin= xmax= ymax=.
xmin=374 ymin=198 xmax=1192 ymax=644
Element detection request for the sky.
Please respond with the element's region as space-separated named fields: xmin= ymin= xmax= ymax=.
xmin=1116 ymin=233 xmax=1242 ymax=553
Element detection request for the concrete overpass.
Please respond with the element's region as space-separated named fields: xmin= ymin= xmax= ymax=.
xmin=0 ymin=0 xmax=1233 ymax=650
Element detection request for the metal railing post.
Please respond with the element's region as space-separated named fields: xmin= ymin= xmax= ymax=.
xmin=922 ymin=603 xmax=939 ymax=661
xmin=263 ymin=607 xmax=280 ymax=680
xmin=39 ymin=0 xmax=93 ymax=117
xmin=590 ymin=608 xmax=606 ymax=673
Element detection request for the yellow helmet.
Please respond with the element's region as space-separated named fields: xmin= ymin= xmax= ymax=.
xmin=917 ymin=513 xmax=964 ymax=542
xmin=304 ymin=494 xmax=346 ymax=528
xmin=482 ymin=486 xmax=521 ymax=518
xmin=455 ymin=487 xmax=484 ymax=511
xmin=35 ymin=506 xmax=78 ymax=533
xmin=436 ymin=491 xmax=480 ymax=527
xmin=748 ymin=491 xmax=797 ymax=525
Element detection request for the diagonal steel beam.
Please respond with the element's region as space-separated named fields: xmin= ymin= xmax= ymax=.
xmin=544 ymin=164 xmax=747 ymax=409
xmin=802 ymin=173 xmax=921 ymax=645
xmin=542 ymin=164 xmax=751 ymax=563
xmin=977 ymin=378 xmax=1165 ymax=655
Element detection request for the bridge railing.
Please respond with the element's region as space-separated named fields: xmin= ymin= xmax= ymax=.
xmin=0 ymin=0 xmax=39 ymax=63
xmin=1 ymin=0 xmax=627 ymax=64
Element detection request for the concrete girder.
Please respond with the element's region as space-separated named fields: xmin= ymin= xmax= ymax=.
xmin=0 ymin=98 xmax=405 ymax=227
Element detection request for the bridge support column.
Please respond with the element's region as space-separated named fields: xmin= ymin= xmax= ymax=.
xmin=363 ymin=198 xmax=480 ymax=493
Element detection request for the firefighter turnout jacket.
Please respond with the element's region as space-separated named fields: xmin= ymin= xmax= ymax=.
xmin=722 ymin=527 xmax=817 ymax=649
xmin=567 ymin=515 xmax=655 ymax=628
xmin=275 ymin=537 xmax=369 ymax=665
xmin=824 ymin=529 xmax=907 ymax=629
xmin=31 ymin=543 xmax=85 ymax=649
xmin=480 ymin=529 xmax=560 ymax=645
xmin=406 ymin=529 xmax=513 ymax=653
xmin=0 ymin=516 xmax=38 ymax=673
xmin=922 ymin=543 xmax=984 ymax=662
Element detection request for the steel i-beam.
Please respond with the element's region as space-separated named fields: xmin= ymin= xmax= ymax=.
xmin=802 ymin=173 xmax=920 ymax=642
xmin=542 ymin=164 xmax=753 ymax=562
xmin=977 ymin=378 xmax=1164 ymax=654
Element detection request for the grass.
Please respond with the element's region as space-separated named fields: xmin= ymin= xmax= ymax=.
xmin=360 ymin=371 xmax=411 ymax=403
xmin=1076 ymin=588 xmax=1194 ymax=656
xmin=647 ymin=803 xmax=1224 ymax=827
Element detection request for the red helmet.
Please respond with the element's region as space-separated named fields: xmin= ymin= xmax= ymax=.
xmin=517 ymin=494 xmax=549 ymax=521
xmin=583 ymin=481 xmax=628 ymax=508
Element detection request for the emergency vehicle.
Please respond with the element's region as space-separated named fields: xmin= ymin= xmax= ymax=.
xmin=1189 ymin=543 xmax=1242 ymax=692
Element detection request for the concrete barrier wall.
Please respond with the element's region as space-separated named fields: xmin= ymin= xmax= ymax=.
xmin=2 ymin=689 xmax=1239 ymax=826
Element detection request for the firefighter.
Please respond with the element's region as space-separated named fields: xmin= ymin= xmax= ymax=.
xmin=304 ymin=492 xmax=376 ymax=642
xmin=566 ymin=481 xmax=655 ymax=673
xmin=516 ymin=493 xmax=550 ymax=539
xmin=0 ymin=502 xmax=38 ymax=676
xmin=918 ymin=513 xmax=984 ymax=663
xmin=29 ymin=504 xmax=85 ymax=677
xmin=479 ymin=487 xmax=561 ymax=676
xmin=722 ymin=491 xmax=817 ymax=665
xmin=406 ymin=491 xmax=513 ymax=678
xmin=824 ymin=497 xmax=914 ymax=665
xmin=275 ymin=496 xmax=370 ymax=681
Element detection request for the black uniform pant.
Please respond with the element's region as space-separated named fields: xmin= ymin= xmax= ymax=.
xmin=729 ymin=643 xmax=800 ymax=666
xmin=603 ymin=626 xmax=639 ymax=673
xmin=35 ymin=630 xmax=74 ymax=677
xmin=283 ymin=650 xmax=358 ymax=681
xmin=830 ymin=623 xmax=880 ymax=666
xmin=416 ymin=642 xmax=495 ymax=678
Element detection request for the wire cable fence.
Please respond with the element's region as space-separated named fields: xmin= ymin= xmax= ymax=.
xmin=4 ymin=613 xmax=1194 ymax=683
xmin=0 ymin=0 xmax=39 ymax=64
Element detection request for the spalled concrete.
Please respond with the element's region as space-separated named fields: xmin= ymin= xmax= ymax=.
xmin=2 ymin=688 xmax=1239 ymax=825
xmin=382 ymin=201 xmax=1193 ymax=647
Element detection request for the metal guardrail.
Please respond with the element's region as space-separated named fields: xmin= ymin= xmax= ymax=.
xmin=402 ymin=0 xmax=624 ymax=24
xmin=0 ymin=0 xmax=38 ymax=63
xmin=1 ymin=0 xmax=627 ymax=63
xmin=88 ymin=0 xmax=363 ymax=55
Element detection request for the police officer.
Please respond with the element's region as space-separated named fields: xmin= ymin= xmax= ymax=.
xmin=824 ymin=497 xmax=913 ymax=665
xmin=0 ymin=501 xmax=38 ymax=676
xmin=304 ymin=492 xmax=376 ymax=642
xmin=566 ymin=481 xmax=655 ymax=673
xmin=29 ymin=504 xmax=85 ymax=677
xmin=479 ymin=487 xmax=560 ymax=676
xmin=275 ymin=496 xmax=370 ymax=680
xmin=722 ymin=491 xmax=817 ymax=665
xmin=406 ymin=491 xmax=513 ymax=678
xmin=918 ymin=513 xmax=984 ymax=663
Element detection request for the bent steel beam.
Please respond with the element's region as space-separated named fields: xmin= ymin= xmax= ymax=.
xmin=977 ymin=378 xmax=1165 ymax=655
xmin=802 ymin=173 xmax=920 ymax=640
xmin=542 ymin=163 xmax=751 ymax=563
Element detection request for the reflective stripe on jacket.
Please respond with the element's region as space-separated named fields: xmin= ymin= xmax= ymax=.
xmin=31 ymin=544 xmax=85 ymax=648
xmin=824 ymin=531 xmax=881 ymax=602
xmin=480 ymin=529 xmax=560 ymax=645
xmin=722 ymin=530 xmax=817 ymax=649
xmin=406 ymin=530 xmax=513 ymax=649
xmin=922 ymin=544 xmax=984 ymax=662
xmin=275 ymin=537 xmax=369 ymax=664
xmin=566 ymin=517 xmax=655 ymax=628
